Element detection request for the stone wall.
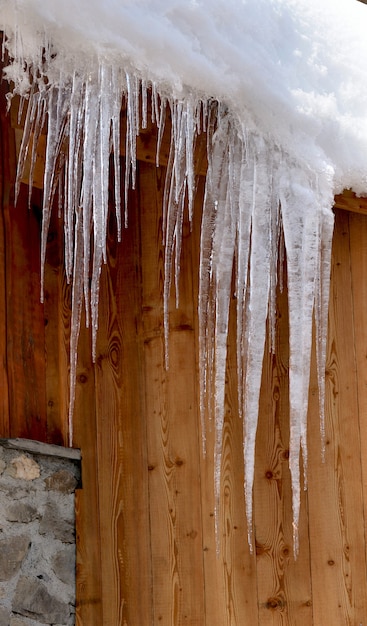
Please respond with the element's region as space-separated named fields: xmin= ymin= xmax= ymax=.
xmin=0 ymin=439 xmax=81 ymax=626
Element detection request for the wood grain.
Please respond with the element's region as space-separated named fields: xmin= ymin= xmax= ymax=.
xmin=43 ymin=192 xmax=69 ymax=444
xmin=348 ymin=211 xmax=367 ymax=596
xmin=334 ymin=190 xmax=367 ymax=216
xmin=254 ymin=279 xmax=312 ymax=625
xmin=307 ymin=209 xmax=367 ymax=624
xmin=93 ymin=178 xmax=152 ymax=626
xmin=0 ymin=70 xmax=11 ymax=436
xmin=139 ymin=160 xmax=205 ymax=625
xmin=73 ymin=318 xmax=104 ymax=626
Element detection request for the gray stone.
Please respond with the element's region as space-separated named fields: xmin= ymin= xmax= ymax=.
xmin=51 ymin=547 xmax=75 ymax=586
xmin=0 ymin=460 xmax=6 ymax=475
xmin=0 ymin=536 xmax=30 ymax=581
xmin=45 ymin=471 xmax=77 ymax=495
xmin=0 ymin=605 xmax=10 ymax=626
xmin=5 ymin=488 xmax=32 ymax=500
xmin=13 ymin=577 xmax=70 ymax=624
xmin=6 ymin=504 xmax=38 ymax=524
xmin=39 ymin=503 xmax=74 ymax=544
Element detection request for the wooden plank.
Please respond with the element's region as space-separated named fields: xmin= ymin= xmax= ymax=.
xmin=348 ymin=211 xmax=367 ymax=581
xmin=189 ymin=178 xmax=230 ymax=626
xmin=73 ymin=318 xmax=104 ymax=626
xmin=0 ymin=70 xmax=11 ymax=436
xmin=307 ymin=209 xmax=367 ymax=624
xmin=334 ymin=190 xmax=367 ymax=216
xmin=192 ymin=218 xmax=259 ymax=624
xmin=144 ymin=334 xmax=205 ymax=624
xmin=254 ymin=280 xmax=312 ymax=625
xmin=218 ymin=288 xmax=259 ymax=625
xmin=4 ymin=182 xmax=48 ymax=440
xmin=42 ymin=190 xmax=70 ymax=444
xmin=93 ymin=181 xmax=152 ymax=626
xmin=139 ymin=161 xmax=205 ymax=624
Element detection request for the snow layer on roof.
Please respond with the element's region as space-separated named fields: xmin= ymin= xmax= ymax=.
xmin=2 ymin=0 xmax=367 ymax=194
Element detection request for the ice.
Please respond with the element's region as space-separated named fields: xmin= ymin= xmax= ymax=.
xmin=2 ymin=0 xmax=367 ymax=554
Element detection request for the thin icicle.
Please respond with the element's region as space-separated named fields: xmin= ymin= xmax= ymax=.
xmin=112 ymin=66 xmax=123 ymax=241
xmin=211 ymin=118 xmax=237 ymax=553
xmin=315 ymin=204 xmax=334 ymax=459
xmin=156 ymin=96 xmax=167 ymax=167
xmin=235 ymin=130 xmax=253 ymax=423
xmin=279 ymin=167 xmax=324 ymax=556
xmin=242 ymin=136 xmax=273 ymax=550
xmin=40 ymin=78 xmax=70 ymax=303
xmin=68 ymin=207 xmax=85 ymax=447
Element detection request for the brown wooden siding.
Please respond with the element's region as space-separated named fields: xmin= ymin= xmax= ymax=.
xmin=2 ymin=69 xmax=367 ymax=624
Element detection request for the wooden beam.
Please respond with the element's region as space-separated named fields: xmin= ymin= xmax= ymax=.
xmin=334 ymin=189 xmax=367 ymax=215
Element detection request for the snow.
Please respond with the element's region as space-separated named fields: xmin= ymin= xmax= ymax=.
xmin=1 ymin=0 xmax=367 ymax=555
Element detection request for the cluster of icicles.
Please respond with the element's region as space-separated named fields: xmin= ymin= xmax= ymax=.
xmin=9 ymin=57 xmax=334 ymax=557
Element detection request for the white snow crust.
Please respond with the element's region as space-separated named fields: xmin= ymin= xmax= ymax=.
xmin=1 ymin=0 xmax=367 ymax=555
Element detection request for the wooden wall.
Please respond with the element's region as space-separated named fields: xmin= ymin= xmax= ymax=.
xmin=2 ymin=73 xmax=367 ymax=625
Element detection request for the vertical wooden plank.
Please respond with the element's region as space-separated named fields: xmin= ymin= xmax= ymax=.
xmin=348 ymin=210 xmax=367 ymax=584
xmin=254 ymin=280 xmax=312 ymax=625
xmin=0 ymin=70 xmax=11 ymax=436
xmin=219 ymin=287 xmax=259 ymax=625
xmin=139 ymin=161 xmax=205 ymax=624
xmin=43 ymin=201 xmax=69 ymax=445
xmin=144 ymin=333 xmax=204 ymax=625
xmin=196 ymin=249 xmax=259 ymax=624
xmin=73 ymin=319 xmax=104 ymax=626
xmin=307 ymin=209 xmax=367 ymax=624
xmin=94 ymin=184 xmax=152 ymax=626
xmin=1 ymin=70 xmax=47 ymax=439
xmin=4 ymin=183 xmax=47 ymax=440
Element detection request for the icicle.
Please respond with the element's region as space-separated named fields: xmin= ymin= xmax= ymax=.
xmin=81 ymin=71 xmax=99 ymax=335
xmin=315 ymin=204 xmax=334 ymax=459
xmin=242 ymin=135 xmax=273 ymax=550
xmin=279 ymin=167 xmax=324 ymax=556
xmin=124 ymin=71 xmax=138 ymax=225
xmin=211 ymin=118 xmax=237 ymax=552
xmin=141 ymin=79 xmax=148 ymax=130
xmin=66 ymin=71 xmax=84 ymax=286
xmin=111 ymin=66 xmax=123 ymax=242
xmin=156 ymin=97 xmax=167 ymax=167
xmin=40 ymin=77 xmax=70 ymax=303
xmin=68 ymin=207 xmax=85 ymax=447
xmin=15 ymin=85 xmax=36 ymax=202
xmin=235 ymin=130 xmax=253 ymax=423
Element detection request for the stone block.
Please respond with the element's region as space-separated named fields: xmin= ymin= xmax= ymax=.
xmin=0 ymin=536 xmax=30 ymax=581
xmin=13 ymin=576 xmax=70 ymax=625
xmin=0 ymin=605 xmax=10 ymax=626
xmin=51 ymin=547 xmax=75 ymax=586
xmin=7 ymin=456 xmax=40 ymax=481
xmin=6 ymin=503 xmax=38 ymax=523
xmin=45 ymin=471 xmax=78 ymax=494
xmin=39 ymin=503 xmax=74 ymax=544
